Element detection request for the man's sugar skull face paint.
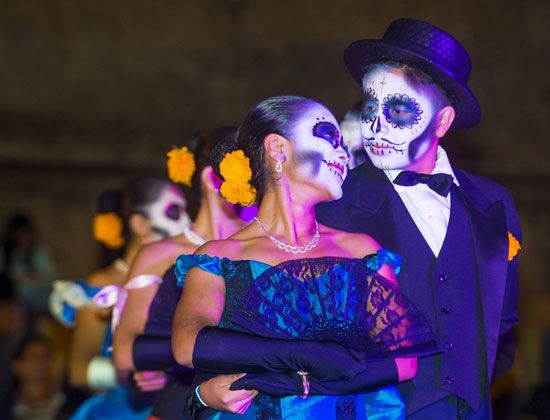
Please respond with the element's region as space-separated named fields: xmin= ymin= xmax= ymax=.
xmin=361 ymin=68 xmax=438 ymax=170
xmin=144 ymin=185 xmax=189 ymax=240
xmin=291 ymin=104 xmax=349 ymax=201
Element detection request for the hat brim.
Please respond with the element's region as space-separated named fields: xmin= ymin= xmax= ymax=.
xmin=344 ymin=39 xmax=481 ymax=130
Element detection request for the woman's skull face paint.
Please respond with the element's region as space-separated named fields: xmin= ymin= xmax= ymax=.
xmin=361 ymin=68 xmax=438 ymax=170
xmin=145 ymin=186 xmax=189 ymax=240
xmin=291 ymin=105 xmax=349 ymax=200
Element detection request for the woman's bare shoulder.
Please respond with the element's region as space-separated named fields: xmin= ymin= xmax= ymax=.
xmin=193 ymin=238 xmax=246 ymax=261
xmin=320 ymin=224 xmax=382 ymax=258
xmin=131 ymin=237 xmax=196 ymax=274
xmin=86 ymin=264 xmax=125 ymax=287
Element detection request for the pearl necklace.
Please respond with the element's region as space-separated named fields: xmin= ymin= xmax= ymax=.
xmin=254 ymin=217 xmax=320 ymax=254
xmin=183 ymin=224 xmax=207 ymax=246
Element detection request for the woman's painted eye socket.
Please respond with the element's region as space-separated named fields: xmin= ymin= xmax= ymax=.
xmin=361 ymin=88 xmax=379 ymax=123
xmin=164 ymin=203 xmax=182 ymax=221
xmin=312 ymin=121 xmax=341 ymax=149
xmin=382 ymin=94 xmax=423 ymax=129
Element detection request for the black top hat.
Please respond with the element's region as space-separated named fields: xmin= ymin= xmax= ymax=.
xmin=344 ymin=18 xmax=481 ymax=130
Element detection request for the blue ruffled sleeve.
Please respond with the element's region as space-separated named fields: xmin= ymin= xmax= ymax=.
xmin=175 ymin=254 xmax=223 ymax=287
xmin=49 ymin=279 xmax=102 ymax=327
xmin=365 ymin=248 xmax=402 ymax=277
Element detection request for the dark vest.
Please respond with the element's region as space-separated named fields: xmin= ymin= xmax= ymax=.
xmin=387 ymin=186 xmax=486 ymax=412
xmin=329 ymin=178 xmax=490 ymax=414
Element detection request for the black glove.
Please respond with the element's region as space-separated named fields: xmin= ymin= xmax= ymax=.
xmin=133 ymin=334 xmax=193 ymax=375
xmin=229 ymin=357 xmax=398 ymax=397
xmin=193 ymin=326 xmax=369 ymax=381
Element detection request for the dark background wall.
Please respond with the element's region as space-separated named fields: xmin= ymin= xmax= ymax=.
xmin=0 ymin=0 xmax=548 ymax=407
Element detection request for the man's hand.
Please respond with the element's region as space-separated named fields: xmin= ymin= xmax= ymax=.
xmin=132 ymin=370 xmax=167 ymax=392
xmin=200 ymin=373 xmax=258 ymax=414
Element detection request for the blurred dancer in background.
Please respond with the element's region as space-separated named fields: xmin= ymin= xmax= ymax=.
xmin=340 ymin=100 xmax=369 ymax=169
xmin=50 ymin=177 xmax=187 ymax=419
xmin=114 ymin=127 xmax=252 ymax=419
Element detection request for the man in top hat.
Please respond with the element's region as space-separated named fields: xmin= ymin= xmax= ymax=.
xmin=317 ymin=18 xmax=522 ymax=419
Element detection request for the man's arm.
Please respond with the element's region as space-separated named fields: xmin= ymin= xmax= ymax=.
xmin=493 ymin=188 xmax=521 ymax=380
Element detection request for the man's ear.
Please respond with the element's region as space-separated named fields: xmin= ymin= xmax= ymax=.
xmin=128 ymin=213 xmax=150 ymax=238
xmin=263 ymin=133 xmax=288 ymax=167
xmin=201 ymin=166 xmax=222 ymax=192
xmin=434 ymin=106 xmax=456 ymax=138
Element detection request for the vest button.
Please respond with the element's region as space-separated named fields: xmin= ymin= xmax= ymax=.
xmin=441 ymin=307 xmax=451 ymax=315
xmin=445 ymin=375 xmax=455 ymax=385
xmin=444 ymin=341 xmax=454 ymax=350
xmin=438 ymin=273 xmax=448 ymax=282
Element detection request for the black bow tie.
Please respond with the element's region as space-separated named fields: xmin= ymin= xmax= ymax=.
xmin=393 ymin=170 xmax=454 ymax=197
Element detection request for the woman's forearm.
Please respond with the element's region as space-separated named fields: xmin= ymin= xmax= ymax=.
xmin=113 ymin=285 xmax=158 ymax=372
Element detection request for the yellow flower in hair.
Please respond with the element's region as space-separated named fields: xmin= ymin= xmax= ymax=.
xmin=167 ymin=146 xmax=196 ymax=186
xmin=220 ymin=181 xmax=257 ymax=207
xmin=508 ymin=231 xmax=521 ymax=261
xmin=93 ymin=213 xmax=124 ymax=249
xmin=220 ymin=150 xmax=253 ymax=184
xmin=219 ymin=150 xmax=257 ymax=206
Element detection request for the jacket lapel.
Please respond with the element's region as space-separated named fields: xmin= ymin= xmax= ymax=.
xmin=454 ymin=169 xmax=508 ymax=379
xmin=343 ymin=162 xmax=398 ymax=249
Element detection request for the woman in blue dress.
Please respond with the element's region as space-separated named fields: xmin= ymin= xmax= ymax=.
xmin=171 ymin=95 xmax=439 ymax=419
xmin=50 ymin=177 xmax=188 ymax=419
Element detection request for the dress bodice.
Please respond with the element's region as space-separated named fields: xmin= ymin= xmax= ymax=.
xmin=175 ymin=250 xmax=436 ymax=419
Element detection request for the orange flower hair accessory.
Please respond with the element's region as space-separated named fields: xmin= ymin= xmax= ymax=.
xmin=508 ymin=231 xmax=521 ymax=261
xmin=219 ymin=150 xmax=257 ymax=206
xmin=93 ymin=213 xmax=125 ymax=249
xmin=167 ymin=146 xmax=196 ymax=186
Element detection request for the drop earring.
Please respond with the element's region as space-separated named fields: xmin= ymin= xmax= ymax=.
xmin=275 ymin=159 xmax=283 ymax=173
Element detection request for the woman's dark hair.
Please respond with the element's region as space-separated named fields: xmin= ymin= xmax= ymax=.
xmin=211 ymin=95 xmax=319 ymax=201
xmin=124 ymin=176 xmax=176 ymax=217
xmin=96 ymin=190 xmax=123 ymax=215
xmin=95 ymin=178 xmax=177 ymax=258
xmin=185 ymin=127 xmax=238 ymax=217
xmin=96 ymin=177 xmax=177 ymax=224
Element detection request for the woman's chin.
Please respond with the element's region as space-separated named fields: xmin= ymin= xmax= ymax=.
xmin=320 ymin=186 xmax=343 ymax=203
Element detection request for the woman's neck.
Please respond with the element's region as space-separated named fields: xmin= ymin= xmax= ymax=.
xmin=255 ymin=182 xmax=318 ymax=244
xmin=122 ymin=239 xmax=141 ymax=267
xmin=192 ymin=192 xmax=243 ymax=241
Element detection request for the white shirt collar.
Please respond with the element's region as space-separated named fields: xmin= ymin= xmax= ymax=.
xmin=383 ymin=146 xmax=459 ymax=186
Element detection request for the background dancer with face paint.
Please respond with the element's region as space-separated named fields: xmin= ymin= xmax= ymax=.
xmin=171 ymin=95 xmax=439 ymax=419
xmin=112 ymin=127 xmax=248 ymax=420
xmin=340 ymin=100 xmax=369 ymax=170
xmin=49 ymin=177 xmax=186 ymax=420
xmin=317 ymin=19 xmax=522 ymax=419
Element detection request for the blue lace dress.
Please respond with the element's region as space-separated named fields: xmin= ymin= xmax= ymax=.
xmin=175 ymin=250 xmax=437 ymax=420
xmin=50 ymin=279 xmax=151 ymax=420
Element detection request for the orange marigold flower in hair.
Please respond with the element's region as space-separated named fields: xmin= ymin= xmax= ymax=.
xmin=219 ymin=150 xmax=253 ymax=185
xmin=93 ymin=213 xmax=124 ymax=249
xmin=218 ymin=150 xmax=257 ymax=206
xmin=220 ymin=181 xmax=257 ymax=207
xmin=167 ymin=146 xmax=196 ymax=186
xmin=508 ymin=231 xmax=521 ymax=261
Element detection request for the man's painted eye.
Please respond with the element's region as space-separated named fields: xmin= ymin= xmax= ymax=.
xmin=361 ymin=88 xmax=379 ymax=123
xmin=382 ymin=94 xmax=423 ymax=129
xmin=312 ymin=121 xmax=341 ymax=149
xmin=164 ymin=203 xmax=182 ymax=221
